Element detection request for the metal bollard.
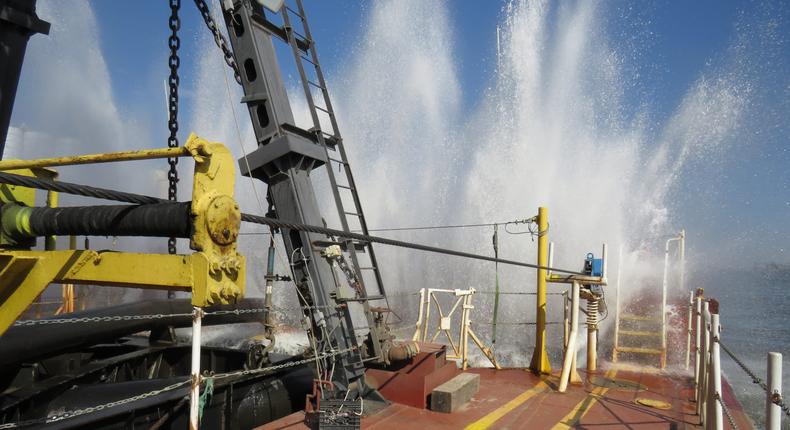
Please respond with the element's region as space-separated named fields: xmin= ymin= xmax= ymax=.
xmin=766 ymin=352 xmax=783 ymax=430
xmin=707 ymin=313 xmax=722 ymax=430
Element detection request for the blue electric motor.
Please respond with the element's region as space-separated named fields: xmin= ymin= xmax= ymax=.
xmin=584 ymin=253 xmax=603 ymax=277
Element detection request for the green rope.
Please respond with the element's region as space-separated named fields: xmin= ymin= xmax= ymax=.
xmin=492 ymin=225 xmax=500 ymax=344
xmin=198 ymin=377 xmax=214 ymax=422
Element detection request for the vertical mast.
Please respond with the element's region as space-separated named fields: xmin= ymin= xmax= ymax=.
xmin=0 ymin=0 xmax=50 ymax=158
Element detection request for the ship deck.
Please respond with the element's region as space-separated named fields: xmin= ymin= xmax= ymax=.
xmin=258 ymin=363 xmax=755 ymax=430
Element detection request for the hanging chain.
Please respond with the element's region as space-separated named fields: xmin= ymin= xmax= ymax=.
xmin=193 ymin=0 xmax=242 ymax=84
xmin=12 ymin=308 xmax=270 ymax=327
xmin=167 ymin=0 xmax=181 ymax=256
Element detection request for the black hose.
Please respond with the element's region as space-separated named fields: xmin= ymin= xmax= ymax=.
xmin=27 ymin=203 xmax=192 ymax=238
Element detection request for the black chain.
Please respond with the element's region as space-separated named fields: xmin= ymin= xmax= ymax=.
xmin=194 ymin=0 xmax=242 ymax=84
xmin=167 ymin=0 xmax=181 ymax=256
xmin=716 ymin=394 xmax=738 ymax=430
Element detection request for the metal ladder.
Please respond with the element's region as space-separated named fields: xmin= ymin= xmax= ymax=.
xmin=279 ymin=1 xmax=389 ymax=310
xmin=612 ymin=286 xmax=667 ymax=368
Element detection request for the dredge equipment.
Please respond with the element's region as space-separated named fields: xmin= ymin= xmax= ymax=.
xmin=0 ymin=0 xmax=417 ymax=427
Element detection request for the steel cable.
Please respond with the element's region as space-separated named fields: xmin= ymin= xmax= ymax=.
xmin=0 ymin=172 xmax=584 ymax=275
xmin=240 ymin=213 xmax=584 ymax=275
xmin=0 ymin=172 xmax=162 ymax=205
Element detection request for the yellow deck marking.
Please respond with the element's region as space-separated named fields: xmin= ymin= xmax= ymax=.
xmin=551 ymin=368 xmax=618 ymax=430
xmin=464 ymin=379 xmax=550 ymax=430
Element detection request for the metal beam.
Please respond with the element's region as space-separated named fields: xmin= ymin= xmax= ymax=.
xmin=0 ymin=0 xmax=50 ymax=157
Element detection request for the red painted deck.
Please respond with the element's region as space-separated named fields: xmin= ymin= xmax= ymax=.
xmin=257 ymin=363 xmax=755 ymax=430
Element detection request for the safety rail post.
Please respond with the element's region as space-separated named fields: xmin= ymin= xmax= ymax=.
xmin=767 ymin=352 xmax=783 ymax=430
xmin=686 ymin=290 xmax=693 ymax=369
xmin=558 ymin=281 xmax=581 ymax=392
xmin=562 ymin=290 xmax=569 ymax=348
xmin=530 ymin=207 xmax=551 ymax=374
xmin=190 ymin=307 xmax=203 ymax=430
xmin=694 ymin=297 xmax=703 ymax=404
xmin=698 ymin=301 xmax=710 ymax=419
xmin=612 ymin=245 xmax=623 ymax=363
xmin=706 ymin=313 xmax=722 ymax=430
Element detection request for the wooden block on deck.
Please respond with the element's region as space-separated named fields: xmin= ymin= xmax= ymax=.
xmin=430 ymin=372 xmax=480 ymax=413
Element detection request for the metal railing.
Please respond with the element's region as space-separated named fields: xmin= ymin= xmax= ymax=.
xmin=693 ymin=295 xmax=786 ymax=430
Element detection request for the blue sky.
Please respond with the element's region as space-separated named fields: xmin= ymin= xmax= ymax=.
xmin=10 ymin=0 xmax=790 ymax=268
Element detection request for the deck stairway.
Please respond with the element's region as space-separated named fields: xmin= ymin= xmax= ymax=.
xmin=612 ymin=311 xmax=667 ymax=368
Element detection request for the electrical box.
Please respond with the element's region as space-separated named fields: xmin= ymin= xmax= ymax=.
xmin=583 ymin=253 xmax=603 ymax=277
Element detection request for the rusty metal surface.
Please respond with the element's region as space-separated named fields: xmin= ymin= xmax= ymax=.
xmin=365 ymin=342 xmax=460 ymax=409
xmin=257 ymin=364 xmax=756 ymax=430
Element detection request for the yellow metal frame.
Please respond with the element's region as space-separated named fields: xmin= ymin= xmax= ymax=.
xmin=0 ymin=133 xmax=246 ymax=336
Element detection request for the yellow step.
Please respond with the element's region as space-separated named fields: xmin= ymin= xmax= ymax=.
xmin=620 ymin=314 xmax=662 ymax=322
xmin=619 ymin=330 xmax=662 ymax=337
xmin=615 ymin=346 xmax=664 ymax=355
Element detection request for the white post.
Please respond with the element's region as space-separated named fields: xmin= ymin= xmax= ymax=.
xmin=601 ymin=243 xmax=608 ymax=280
xmin=661 ymin=238 xmax=672 ymax=366
xmin=613 ymin=245 xmax=623 ymax=363
xmin=559 ymin=281 xmax=581 ymax=393
xmin=190 ymin=307 xmax=203 ymax=430
xmin=679 ymin=229 xmax=686 ymax=295
xmin=694 ymin=297 xmax=703 ymax=402
xmin=563 ymin=290 xmax=569 ymax=349
xmin=708 ymin=313 xmax=723 ymax=430
xmin=413 ymin=288 xmax=426 ymax=342
xmin=767 ymin=352 xmax=783 ymax=430
xmin=461 ymin=293 xmax=472 ymax=370
xmin=686 ymin=290 xmax=693 ymax=369
xmin=548 ymin=242 xmax=555 ymax=279
xmin=698 ymin=301 xmax=710 ymax=420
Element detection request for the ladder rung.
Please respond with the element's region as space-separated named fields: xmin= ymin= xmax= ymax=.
xmin=328 ymin=157 xmax=346 ymax=164
xmin=336 ymin=184 xmax=355 ymax=191
xmin=300 ymin=55 xmax=317 ymax=67
xmin=620 ymin=314 xmax=662 ymax=322
xmin=344 ymin=211 xmax=360 ymax=217
xmin=285 ymin=6 xmax=305 ymax=20
xmin=314 ymin=105 xmax=333 ymax=115
xmin=359 ymin=267 xmax=377 ymax=271
xmin=614 ymin=346 xmax=665 ymax=355
xmin=619 ymin=330 xmax=662 ymax=337
xmin=308 ymin=80 xmax=325 ymax=90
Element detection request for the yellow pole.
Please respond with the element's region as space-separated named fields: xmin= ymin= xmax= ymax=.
xmin=530 ymin=206 xmax=551 ymax=374
xmin=0 ymin=146 xmax=189 ymax=170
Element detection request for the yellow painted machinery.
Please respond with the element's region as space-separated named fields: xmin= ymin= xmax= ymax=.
xmin=0 ymin=133 xmax=245 ymax=336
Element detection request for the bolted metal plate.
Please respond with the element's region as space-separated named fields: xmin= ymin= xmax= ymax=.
xmin=589 ymin=375 xmax=647 ymax=392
